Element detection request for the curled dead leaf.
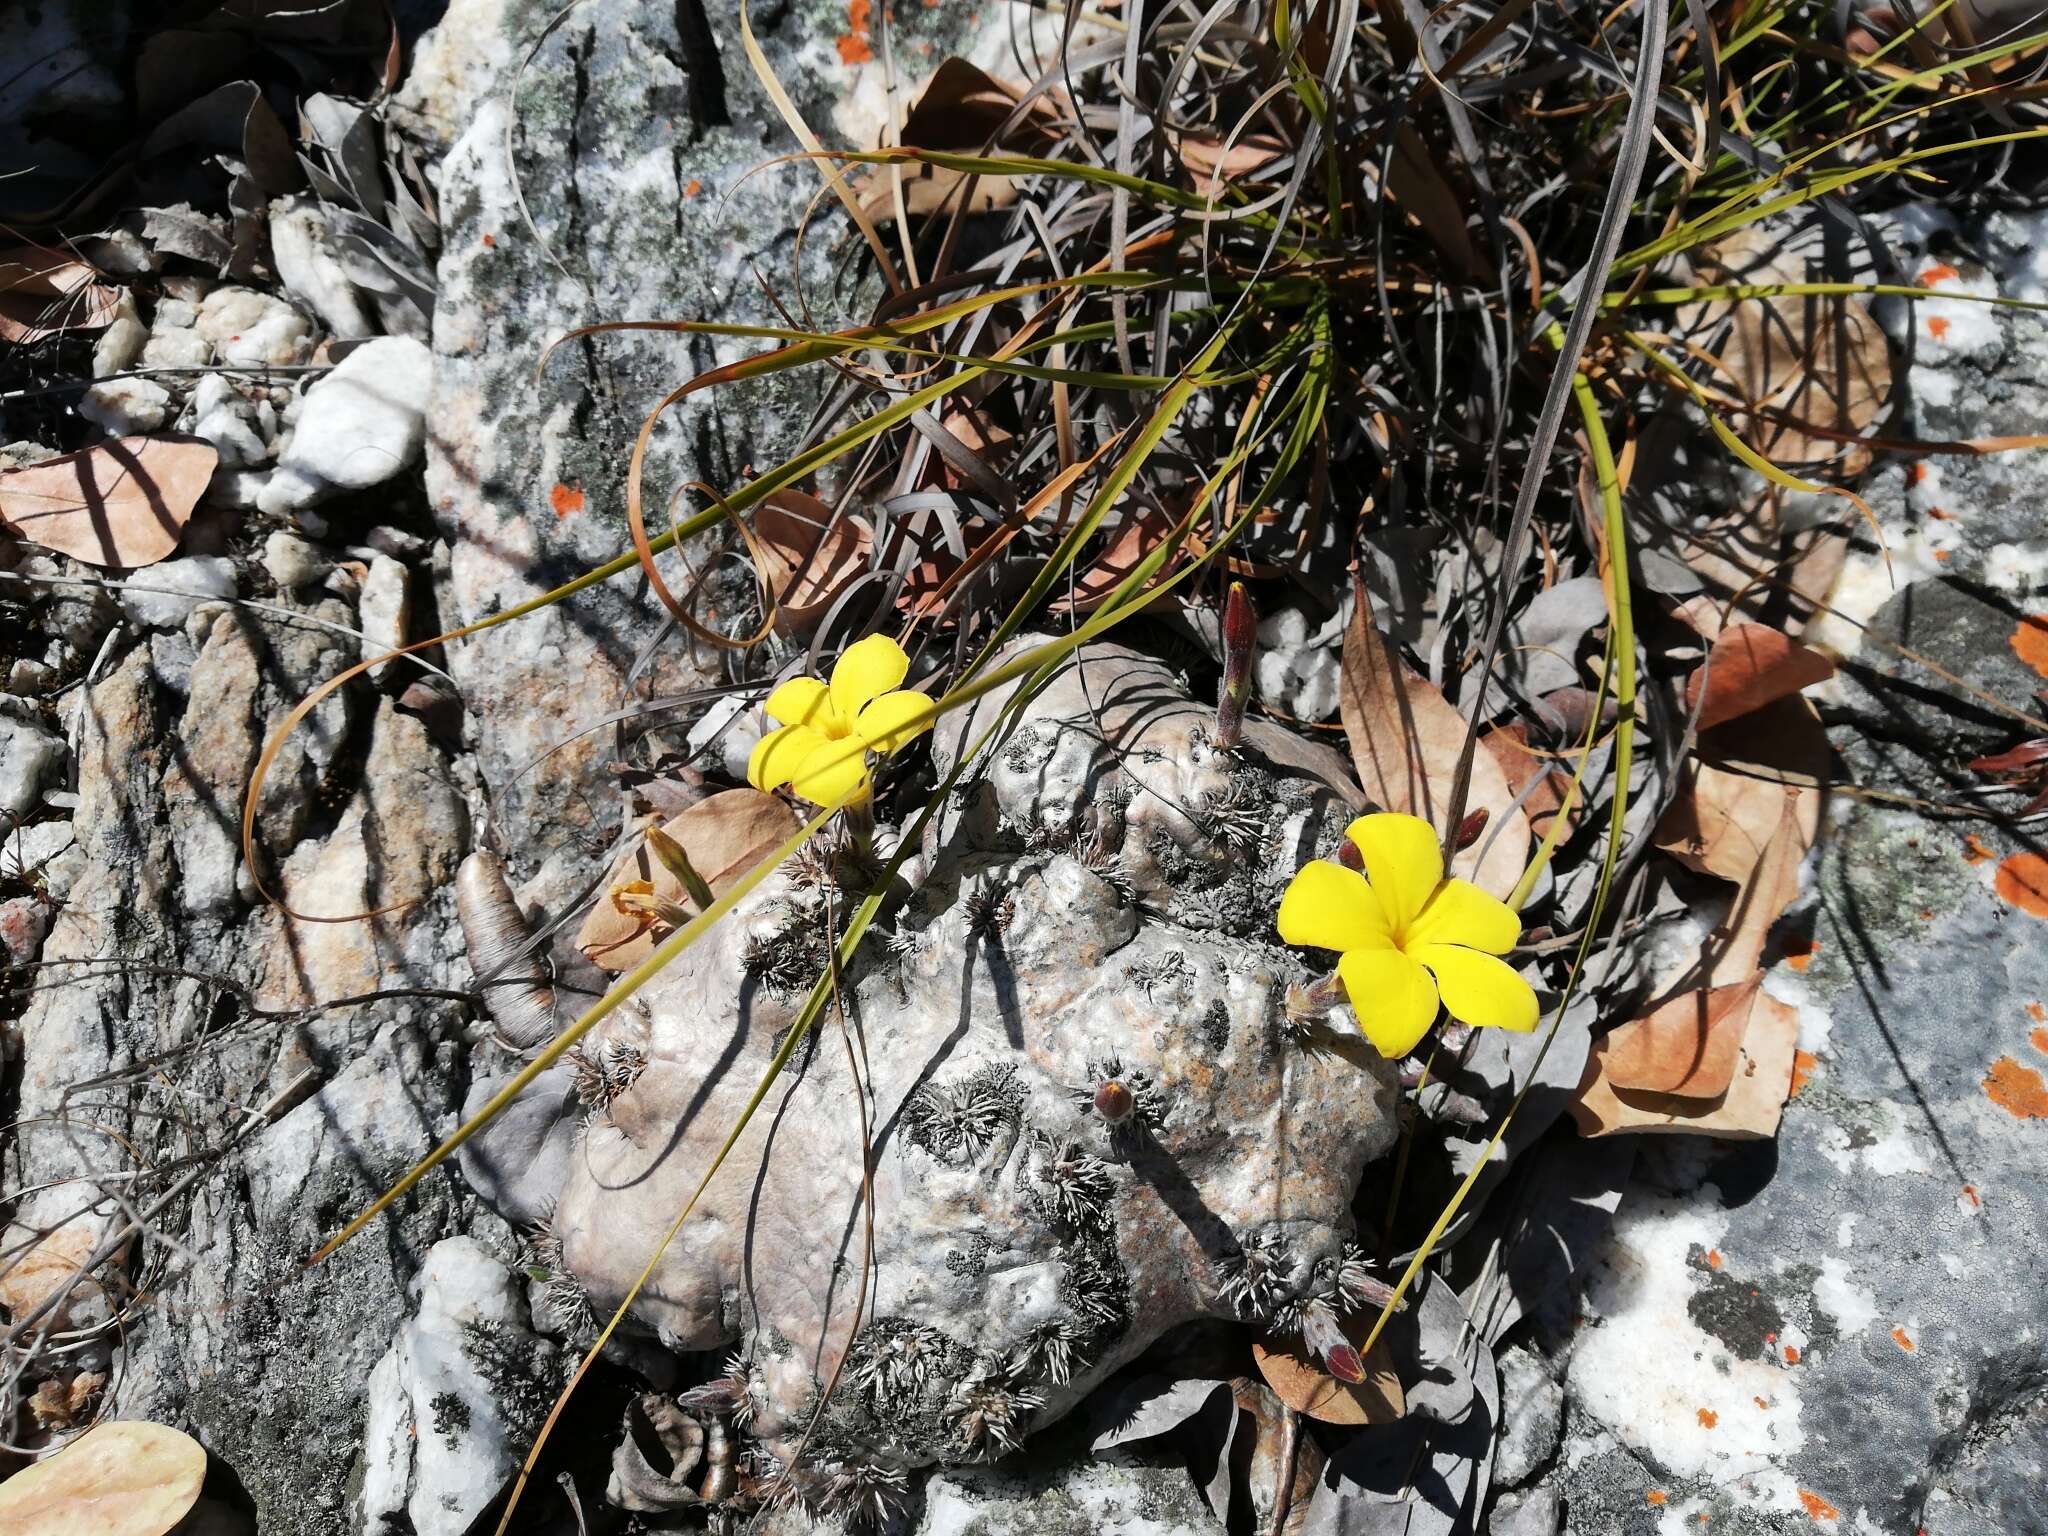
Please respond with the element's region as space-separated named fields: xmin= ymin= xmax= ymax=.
xmin=1655 ymin=697 xmax=1828 ymax=887
xmin=1684 ymin=623 xmax=1835 ymax=732
xmin=1601 ymin=976 xmax=1764 ymax=1098
xmin=0 ymin=436 xmax=217 ymax=569
xmin=1252 ymin=1326 xmax=1404 ymax=1426
xmin=1050 ymin=505 xmax=1187 ymax=615
xmin=751 ymin=490 xmax=874 ymax=637
xmin=0 ymin=245 xmax=122 ymax=345
xmin=1480 ymin=722 xmax=1579 ymax=839
xmin=0 ymin=1420 xmax=207 ymax=1536
xmin=1339 ymin=573 xmax=1532 ymax=898
xmin=1568 ymin=986 xmax=1800 ymax=1140
xmin=576 ymin=789 xmax=800 ymax=971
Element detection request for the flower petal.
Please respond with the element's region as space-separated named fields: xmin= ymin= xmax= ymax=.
xmin=763 ymin=675 xmax=837 ymax=731
xmin=855 ymin=688 xmax=935 ymax=754
xmin=1277 ymin=860 xmax=1393 ymax=954
xmin=1345 ymin=812 xmax=1444 ymax=932
xmin=1407 ymin=876 xmax=1521 ymax=955
xmin=1411 ymin=943 xmax=1539 ymax=1032
xmin=829 ymin=633 xmax=911 ymax=721
xmin=790 ymin=734 xmax=871 ymax=807
xmin=747 ymin=723 xmax=825 ymax=792
xmin=1337 ymin=946 xmax=1441 ymax=1058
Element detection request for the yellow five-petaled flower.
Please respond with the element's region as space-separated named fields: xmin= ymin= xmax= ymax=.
xmin=1277 ymin=811 xmax=1538 ymax=1058
xmin=746 ymin=634 xmax=935 ymax=807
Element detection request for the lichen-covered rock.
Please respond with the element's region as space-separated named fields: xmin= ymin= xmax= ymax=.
xmin=524 ymin=645 xmax=1398 ymax=1516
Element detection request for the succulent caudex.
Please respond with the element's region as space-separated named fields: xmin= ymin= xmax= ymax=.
xmin=496 ymin=642 xmax=1399 ymax=1487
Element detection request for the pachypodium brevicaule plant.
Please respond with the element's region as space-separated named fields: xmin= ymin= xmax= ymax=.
xmin=1279 ymin=813 xmax=1539 ymax=1058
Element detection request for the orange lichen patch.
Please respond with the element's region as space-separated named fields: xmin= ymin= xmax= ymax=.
xmin=1706 ymin=1248 xmax=1725 ymax=1270
xmin=1983 ymin=1055 xmax=2048 ymax=1118
xmin=1932 ymin=549 xmax=1951 ymax=563
xmin=1754 ymin=1395 xmax=1770 ymax=1410
xmin=1799 ymin=1489 xmax=1841 ymax=1522
xmin=481 ymin=232 xmax=496 ymax=248
xmin=1964 ymin=834 xmax=1996 ymax=864
xmin=2028 ymin=1001 xmax=2046 ymax=1022
xmin=1959 ymin=1184 xmax=1981 ymax=1210
xmin=1784 ymin=939 xmax=1819 ymax=972
xmin=549 ymin=482 xmax=584 ymax=519
xmin=2012 ymin=616 xmax=2048 ymax=680
xmin=684 ymin=178 xmax=702 ymax=198
xmin=1920 ymin=262 xmax=1960 ymax=285
xmin=1891 ymin=1327 xmax=1916 ymax=1352
xmin=1927 ymin=316 xmax=1951 ymax=340
xmin=1910 ymin=460 xmax=1930 ymax=482
xmin=2032 ymin=1027 xmax=2048 ymax=1056
xmin=1790 ymin=1050 xmax=1820 ymax=1098
xmin=1648 ymin=1490 xmax=1669 ymax=1507
xmin=1918 ymin=908 xmax=1935 ymax=922
xmin=1783 ymin=1344 xmax=1801 ymax=1364
xmin=837 ymin=0 xmax=874 ymax=63
xmin=1995 ymin=852 xmax=2048 ymax=918
xmin=1698 ymin=1408 xmax=1719 ymax=1428
xmin=1925 ymin=505 xmax=1953 ymax=520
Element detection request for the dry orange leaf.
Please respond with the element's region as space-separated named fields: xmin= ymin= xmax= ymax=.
xmin=576 ymin=789 xmax=800 ymax=971
xmin=0 ymin=1420 xmax=206 ymax=1536
xmin=0 ymin=244 xmax=121 ymax=345
xmin=1050 ymin=505 xmax=1187 ymax=615
xmin=1172 ymin=130 xmax=1287 ymax=195
xmin=1339 ymin=573 xmax=1531 ymax=898
xmin=1656 ymin=697 xmax=1827 ymax=887
xmin=1569 ymin=986 xmax=1800 ymax=1140
xmin=1480 ymin=722 xmax=1578 ymax=839
xmin=0 ymin=436 xmax=217 ymax=569
xmin=751 ymin=490 xmax=873 ymax=637
xmin=1252 ymin=1328 xmax=1404 ymax=1426
xmin=1684 ymin=623 xmax=1835 ymax=732
xmin=1602 ymin=976 xmax=1765 ymax=1098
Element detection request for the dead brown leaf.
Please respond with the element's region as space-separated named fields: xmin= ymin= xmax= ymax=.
xmin=1568 ymin=985 xmax=1800 ymax=1139
xmin=1252 ymin=1327 xmax=1404 ymax=1426
xmin=1172 ymin=131 xmax=1287 ymax=196
xmin=1655 ymin=696 xmax=1828 ymax=886
xmin=0 ymin=437 xmax=217 ymax=569
xmin=1340 ymin=573 xmax=1532 ymax=898
xmin=1601 ymin=976 xmax=1763 ymax=1097
xmin=751 ymin=490 xmax=873 ymax=637
xmin=0 ymin=244 xmax=122 ymax=345
xmin=1049 ymin=505 xmax=1187 ymax=615
xmin=857 ymin=57 xmax=1063 ymax=222
xmin=0 ymin=1223 xmax=113 ymax=1330
xmin=1685 ymin=224 xmax=1894 ymax=476
xmin=0 ymin=1419 xmax=207 ymax=1536
xmin=1685 ymin=623 xmax=1835 ymax=732
xmin=1480 ymin=722 xmax=1578 ymax=840
xmin=576 ymin=789 xmax=800 ymax=971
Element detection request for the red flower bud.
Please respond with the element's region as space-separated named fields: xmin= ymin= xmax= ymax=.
xmin=1216 ymin=582 xmax=1257 ymax=748
xmin=1093 ymin=1080 xmax=1135 ymax=1123
xmin=1454 ymin=807 xmax=1489 ymax=852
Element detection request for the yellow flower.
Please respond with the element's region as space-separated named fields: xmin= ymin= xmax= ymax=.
xmin=746 ymin=634 xmax=935 ymax=806
xmin=1277 ymin=812 xmax=1538 ymax=1058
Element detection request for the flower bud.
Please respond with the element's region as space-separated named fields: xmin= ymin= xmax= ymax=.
xmin=1453 ymin=807 xmax=1489 ymax=852
xmin=1215 ymin=582 xmax=1256 ymax=748
xmin=645 ymin=824 xmax=715 ymax=910
xmin=1093 ymin=1080 xmax=1135 ymax=1124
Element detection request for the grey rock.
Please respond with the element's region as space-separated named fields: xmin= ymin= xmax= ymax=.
xmin=1487 ymin=1484 xmax=1561 ymax=1536
xmin=1494 ymin=1344 xmax=1562 ymax=1489
xmin=195 ymin=285 xmax=316 ymax=367
xmin=360 ymin=1237 xmax=559 ymax=1536
xmin=17 ymin=554 xmax=118 ymax=650
xmin=0 ymin=713 xmax=65 ymax=817
xmin=417 ymin=0 xmax=1001 ymax=857
xmin=259 ymin=337 xmax=433 ymax=515
xmin=148 ymin=630 xmax=196 ymax=698
xmin=0 ymin=818 xmax=75 ymax=881
xmin=120 ymin=555 xmax=237 ymax=629
xmin=7 ymin=657 xmax=59 ymax=695
xmin=0 ymin=893 xmax=49 ymax=967
xmin=358 ymin=554 xmax=411 ymax=680
xmin=269 ymin=197 xmax=379 ymax=339
xmin=916 ymin=1455 xmax=1225 ymax=1536
xmin=77 ymin=376 xmax=172 ymax=435
xmin=91 ymin=291 xmax=147 ymax=376
xmin=187 ymin=373 xmax=271 ymax=468
xmin=263 ymin=531 xmax=335 ymax=590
